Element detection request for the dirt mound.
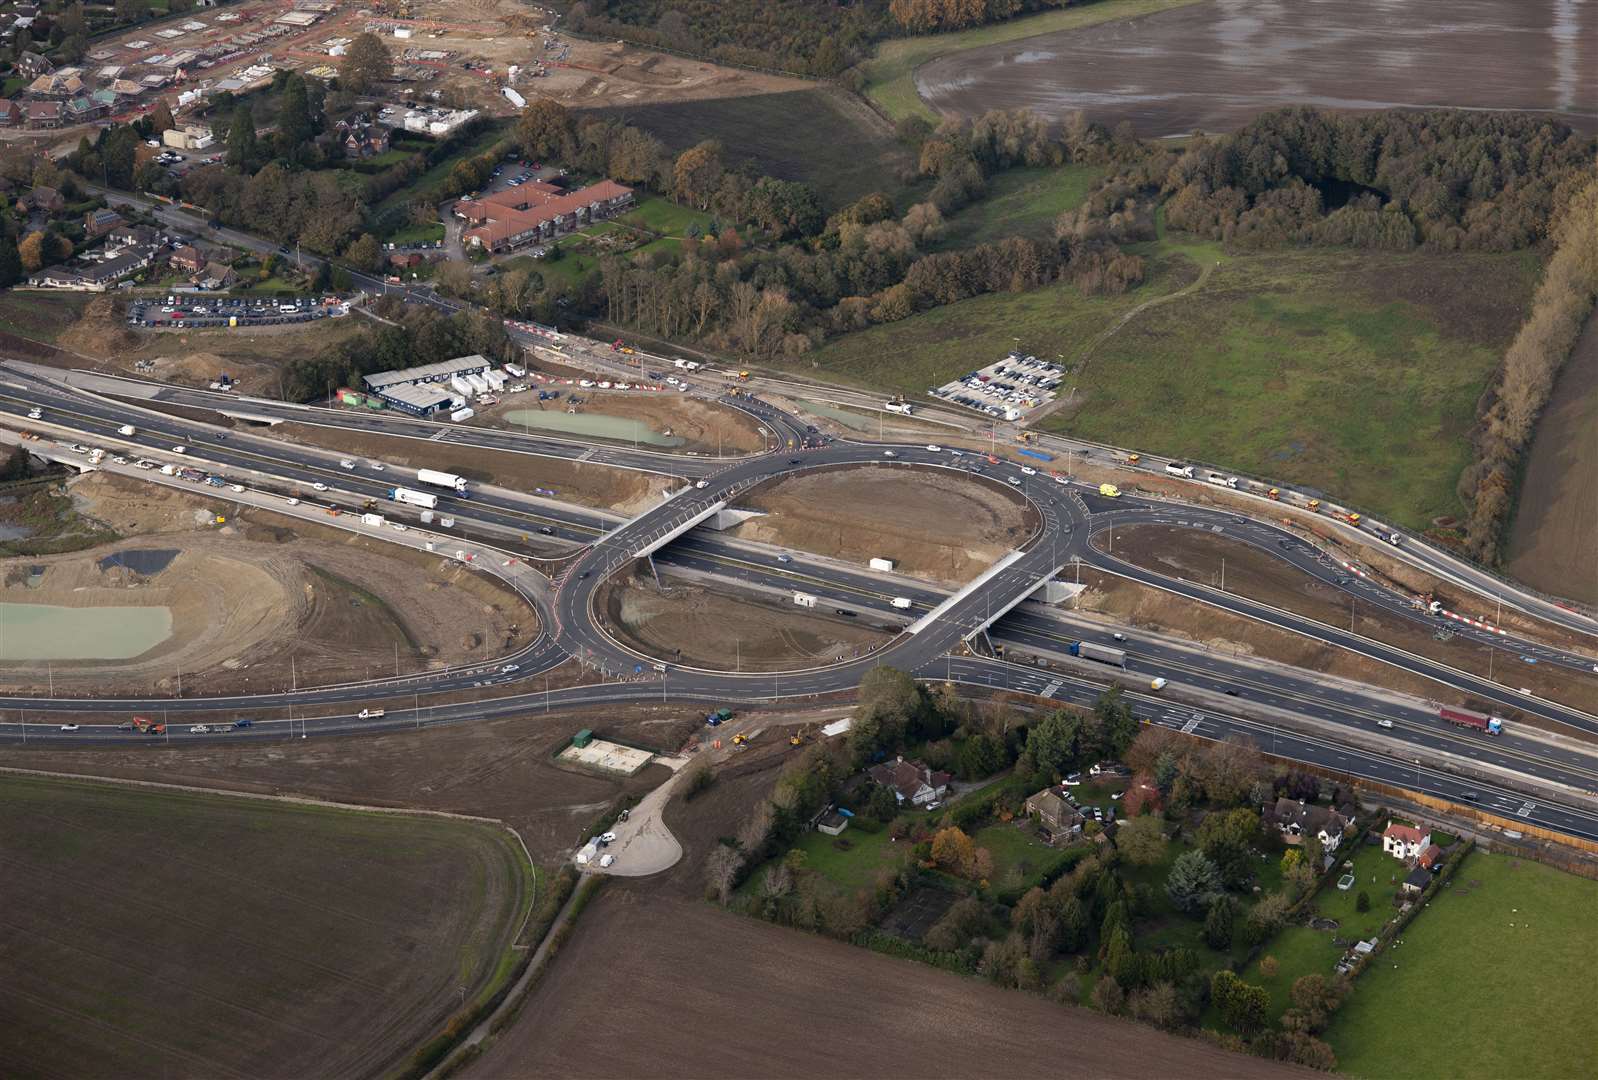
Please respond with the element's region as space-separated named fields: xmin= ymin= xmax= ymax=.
xmin=732 ymin=465 xmax=1035 ymax=586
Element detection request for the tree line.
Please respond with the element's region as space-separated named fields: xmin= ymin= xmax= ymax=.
xmin=1459 ymin=177 xmax=1598 ymax=561
xmin=1162 ymin=107 xmax=1596 ymax=253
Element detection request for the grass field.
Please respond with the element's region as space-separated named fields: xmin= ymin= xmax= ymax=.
xmin=1043 ymin=246 xmax=1539 ymax=528
xmin=620 ymin=195 xmax=714 ymax=237
xmin=0 ymin=774 xmax=534 ymax=1079
xmin=0 ymin=291 xmax=92 ymax=342
xmin=968 ymin=820 xmax=1080 ymax=894
xmin=861 ymin=0 xmax=1204 ymax=122
xmin=597 ymin=87 xmax=911 ymax=209
xmin=1326 ymin=850 xmax=1598 ymax=1079
xmin=932 ymin=164 xmax=1106 ymax=251
xmin=386 ymin=221 xmax=447 ymax=245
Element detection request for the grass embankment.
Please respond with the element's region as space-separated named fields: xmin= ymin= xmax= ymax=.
xmin=1326 ymin=849 xmax=1597 ymax=1080
xmin=861 ymin=0 xmax=1204 ymax=123
xmin=0 ymin=775 xmax=533 ymax=1080
xmin=0 ymin=291 xmax=92 ymax=343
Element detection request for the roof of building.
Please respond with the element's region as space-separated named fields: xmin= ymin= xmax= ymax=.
xmin=1418 ymin=843 xmax=1444 ymax=869
xmin=363 ymin=354 xmax=490 ymax=391
xmin=1404 ymin=864 xmax=1433 ymax=890
xmin=26 ymin=100 xmax=62 ymax=119
xmin=866 ymin=758 xmax=951 ymax=802
xmin=460 ymin=179 xmax=633 ymax=248
xmin=1384 ymin=822 xmax=1428 ymax=846
xmin=377 ymin=382 xmax=457 ymax=411
xmin=169 ymin=244 xmax=205 ymax=266
xmin=1275 ymin=797 xmax=1348 ymax=836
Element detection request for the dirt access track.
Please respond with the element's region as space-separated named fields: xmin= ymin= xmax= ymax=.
xmin=600 ymin=566 xmax=890 ymax=673
xmin=0 ymin=472 xmax=533 ymax=695
xmin=916 ymin=0 xmax=1598 ymax=135
xmin=1107 ymin=524 xmax=1598 ymax=722
xmin=0 ymin=773 xmax=530 ymax=1080
xmin=729 ymin=463 xmax=1036 ymax=587
xmin=465 ymin=385 xmax=768 ymax=456
xmin=466 ymin=889 xmax=1303 ymax=1079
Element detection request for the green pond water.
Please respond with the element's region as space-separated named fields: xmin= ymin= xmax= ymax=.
xmin=503 ymin=409 xmax=685 ymax=447
xmin=0 ymin=603 xmax=174 ymax=660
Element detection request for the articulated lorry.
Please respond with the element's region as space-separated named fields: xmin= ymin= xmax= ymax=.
xmin=1068 ymin=641 xmax=1126 ymax=667
xmin=389 ymin=486 xmax=439 ymax=509
xmin=1439 ymin=705 xmax=1503 ymax=736
xmin=416 ymin=469 xmax=468 ymax=495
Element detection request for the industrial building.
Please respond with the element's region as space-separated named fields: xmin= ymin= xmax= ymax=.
xmin=362 ymin=354 xmax=490 ymax=416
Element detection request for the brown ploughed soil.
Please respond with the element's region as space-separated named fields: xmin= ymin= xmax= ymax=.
xmin=1506 ymin=313 xmax=1598 ymax=606
xmin=731 ymin=464 xmax=1036 ymax=587
xmin=1107 ymin=524 xmax=1598 ymax=722
xmin=0 ymin=773 xmax=528 ymax=1080
xmin=916 ymin=1 xmax=1598 ymax=136
xmin=0 ymin=472 xmax=533 ymax=695
xmin=599 ymin=567 xmax=890 ymax=672
xmin=466 ymin=889 xmax=1304 ymax=1080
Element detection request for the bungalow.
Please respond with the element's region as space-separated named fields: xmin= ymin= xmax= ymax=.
xmin=34 ymin=247 xmax=157 ymax=291
xmin=867 ymin=757 xmax=951 ymax=807
xmin=28 ymin=265 xmax=88 ymax=289
xmin=1025 ymin=788 xmax=1084 ymax=840
xmin=1273 ymin=797 xmax=1350 ymax=853
xmin=168 ymin=244 xmax=207 ymax=275
xmin=25 ymin=100 xmax=63 ymax=130
xmin=0 ymin=99 xmax=21 ymax=127
xmin=1383 ymin=822 xmax=1431 ymax=862
xmin=85 ymin=208 xmax=124 ymax=238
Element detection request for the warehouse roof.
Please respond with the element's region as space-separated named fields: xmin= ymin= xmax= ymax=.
xmin=377 ymin=382 xmax=457 ymax=411
xmin=363 ymin=354 xmax=490 ymax=391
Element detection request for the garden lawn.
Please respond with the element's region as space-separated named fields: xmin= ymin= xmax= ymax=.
xmin=933 ymin=165 xmax=1106 ymax=251
xmin=788 ymin=821 xmax=911 ymax=894
xmin=969 ymin=821 xmax=1080 ymax=895
xmin=1325 ymin=850 xmax=1597 ymax=1080
xmin=861 ymin=0 xmax=1204 ymax=123
xmin=620 ymin=196 xmax=713 ymax=237
xmin=1038 ymin=245 xmax=1538 ymax=528
xmin=386 ymin=221 xmax=446 ymax=245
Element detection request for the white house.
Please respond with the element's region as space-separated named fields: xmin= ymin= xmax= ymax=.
xmin=1383 ymin=821 xmax=1431 ymax=861
xmin=867 ymin=757 xmax=951 ymax=807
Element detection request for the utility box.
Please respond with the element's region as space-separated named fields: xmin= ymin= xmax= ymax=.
xmin=869 ymin=557 xmax=895 ymax=572
xmin=572 ymin=728 xmax=594 ymax=748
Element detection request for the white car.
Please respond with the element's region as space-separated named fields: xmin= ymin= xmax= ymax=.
xmin=579 ymin=379 xmax=594 ymax=387
xmin=370 ymin=462 xmax=385 ymax=471
xmin=390 ymin=522 xmax=408 ymax=531
xmin=172 ymin=445 xmax=187 ymax=454
xmin=882 ymin=450 xmax=897 ymax=458
xmin=695 ymin=479 xmax=708 ymax=489
xmin=1008 ymin=477 xmax=1021 ymax=486
xmin=286 ymin=497 xmax=300 ymax=506
xmin=599 ymin=831 xmax=617 ymax=843
xmin=926 ymin=444 xmax=942 ymax=452
xmin=599 ymin=853 xmax=616 ymax=868
xmin=501 ymin=663 xmax=519 ymax=673
xmin=1020 ymin=466 xmax=1037 ymax=476
xmin=1376 ymin=719 xmax=1394 ymax=729
xmin=339 ymin=459 xmax=355 ymax=470
xmin=190 ymin=725 xmax=211 ymax=734
xmin=59 ymin=723 xmax=80 ymax=732
xmin=312 ymin=482 xmax=329 ymax=492
xmin=1055 ymin=474 xmax=1069 ymax=485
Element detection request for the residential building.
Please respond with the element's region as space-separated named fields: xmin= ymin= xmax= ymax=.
xmin=26 ymin=185 xmax=64 ymax=213
xmin=460 ymin=179 xmax=634 ymax=253
xmin=0 ymin=99 xmax=21 ymax=127
xmin=162 ymin=125 xmax=216 ymax=150
xmin=1024 ymin=788 xmax=1084 ymax=840
xmin=1273 ymin=798 xmax=1350 ymax=853
xmin=16 ymin=50 xmax=52 ymax=79
xmin=25 ymin=100 xmax=62 ymax=129
xmin=1383 ymin=821 xmax=1432 ymax=862
xmin=29 ymin=246 xmax=155 ymax=291
xmin=866 ymin=757 xmax=951 ymax=807
xmin=168 ymin=244 xmax=207 ymax=275
xmin=335 ymin=117 xmax=390 ymax=158
xmin=84 ymin=208 xmax=124 ymax=238
xmin=106 ymin=224 xmax=160 ymax=249
xmin=195 ymin=262 xmax=236 ymax=289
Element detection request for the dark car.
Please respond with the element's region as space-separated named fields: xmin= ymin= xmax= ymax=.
xmin=788 ymin=458 xmax=802 ymax=465
xmin=835 ymin=608 xmax=856 ymax=617
xmin=578 ymin=570 xmax=590 ymax=579
xmin=537 ymin=526 xmax=554 ymax=535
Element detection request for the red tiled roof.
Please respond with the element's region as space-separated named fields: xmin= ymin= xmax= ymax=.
xmin=460 ymin=180 xmax=632 ymax=248
xmin=1384 ymin=823 xmax=1426 ymax=845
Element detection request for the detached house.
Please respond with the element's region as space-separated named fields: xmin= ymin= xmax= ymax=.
xmin=84 ymin=208 xmax=124 ymax=238
xmin=1025 ymin=788 xmax=1085 ymax=841
xmin=168 ymin=245 xmax=206 ymax=275
xmin=16 ymin=51 xmax=52 ymax=79
xmin=25 ymin=100 xmax=62 ymax=129
xmin=1383 ymin=822 xmax=1431 ymax=862
xmin=867 ymin=757 xmax=951 ymax=808
xmin=335 ymin=117 xmax=390 ymax=158
xmin=1273 ymin=798 xmax=1350 ymax=853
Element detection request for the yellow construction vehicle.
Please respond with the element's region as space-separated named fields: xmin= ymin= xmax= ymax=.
xmin=788 ymin=733 xmax=804 ymax=747
xmin=731 ymin=733 xmax=749 ymax=746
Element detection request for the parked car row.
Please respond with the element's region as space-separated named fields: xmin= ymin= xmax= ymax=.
xmin=127 ymin=295 xmax=348 ymax=329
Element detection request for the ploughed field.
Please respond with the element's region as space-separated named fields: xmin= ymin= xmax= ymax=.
xmin=0 ymin=775 xmax=531 ymax=1079
xmin=916 ymin=0 xmax=1598 ymax=135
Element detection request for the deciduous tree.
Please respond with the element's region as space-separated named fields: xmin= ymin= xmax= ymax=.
xmin=339 ymin=32 xmax=392 ymax=94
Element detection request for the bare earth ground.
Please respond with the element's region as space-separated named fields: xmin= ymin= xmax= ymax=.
xmin=406 ymin=0 xmax=811 ymax=116
xmin=1108 ymin=524 xmax=1598 ymax=722
xmin=731 ymin=464 xmax=1035 ymax=587
xmin=1507 ymin=313 xmax=1598 ymax=605
xmin=466 ymin=888 xmax=1302 ymax=1080
xmin=0 ymin=774 xmax=528 ymax=1080
xmin=466 ymin=386 xmax=767 ymax=455
xmin=916 ymin=0 xmax=1598 ymax=135
xmin=267 ymin=421 xmax=670 ymax=513
xmin=51 ymin=296 xmax=370 ymax=397
xmin=0 ymin=472 xmax=533 ymax=695
xmin=600 ymin=567 xmax=890 ymax=672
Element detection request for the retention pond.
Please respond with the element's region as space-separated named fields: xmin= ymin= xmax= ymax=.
xmin=0 ymin=603 xmax=174 ymax=660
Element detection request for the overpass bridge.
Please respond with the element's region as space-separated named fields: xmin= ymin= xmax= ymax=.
xmin=908 ymin=549 xmax=1069 ymax=643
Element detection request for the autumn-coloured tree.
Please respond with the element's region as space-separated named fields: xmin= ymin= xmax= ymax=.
xmin=17 ymin=231 xmax=46 ymax=272
xmin=671 ymin=140 xmax=724 ymax=211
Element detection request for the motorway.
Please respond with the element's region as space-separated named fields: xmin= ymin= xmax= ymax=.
xmin=7 ymin=334 xmax=1598 ymax=842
